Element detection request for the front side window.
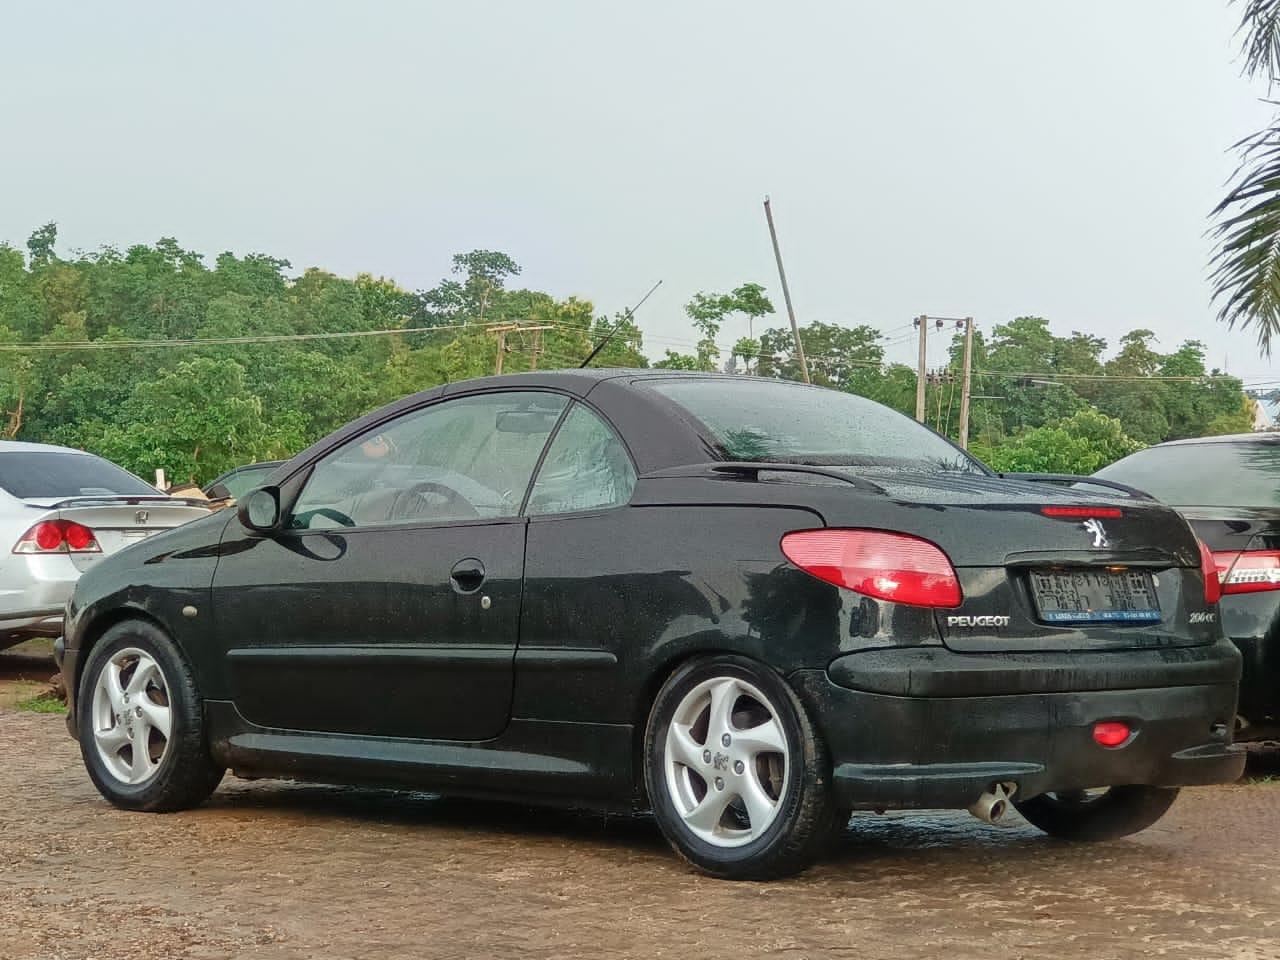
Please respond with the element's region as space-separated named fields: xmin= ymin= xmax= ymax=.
xmin=290 ymin=392 xmax=567 ymax=528
xmin=526 ymin=403 xmax=636 ymax=515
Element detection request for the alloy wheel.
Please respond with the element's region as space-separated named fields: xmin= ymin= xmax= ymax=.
xmin=662 ymin=675 xmax=790 ymax=847
xmin=89 ymin=646 xmax=173 ymax=786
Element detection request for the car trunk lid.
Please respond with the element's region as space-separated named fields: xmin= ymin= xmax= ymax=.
xmin=18 ymin=496 xmax=211 ymax=571
xmin=803 ymin=470 xmax=1215 ymax=653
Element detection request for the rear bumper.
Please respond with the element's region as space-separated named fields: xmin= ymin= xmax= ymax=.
xmin=792 ymin=640 xmax=1245 ymax=810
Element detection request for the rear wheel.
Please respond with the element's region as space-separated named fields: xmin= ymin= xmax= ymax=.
xmin=1013 ymin=785 xmax=1179 ymax=841
xmin=643 ymin=655 xmax=835 ymax=879
xmin=77 ymin=620 xmax=224 ymax=812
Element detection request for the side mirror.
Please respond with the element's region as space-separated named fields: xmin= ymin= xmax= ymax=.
xmin=238 ymin=487 xmax=281 ymax=532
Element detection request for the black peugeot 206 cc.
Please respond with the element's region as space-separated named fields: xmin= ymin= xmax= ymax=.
xmin=56 ymin=370 xmax=1244 ymax=878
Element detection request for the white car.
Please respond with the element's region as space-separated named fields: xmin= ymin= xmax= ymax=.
xmin=0 ymin=441 xmax=212 ymax=649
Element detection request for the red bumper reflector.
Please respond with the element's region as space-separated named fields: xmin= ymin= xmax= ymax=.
xmin=1093 ymin=721 xmax=1131 ymax=747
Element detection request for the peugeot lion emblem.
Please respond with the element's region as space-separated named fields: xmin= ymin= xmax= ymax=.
xmin=1082 ymin=518 xmax=1109 ymax=549
xmin=135 ymin=510 xmax=149 ymax=525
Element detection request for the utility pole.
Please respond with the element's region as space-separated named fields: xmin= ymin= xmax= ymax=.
xmin=489 ymin=323 xmax=554 ymax=375
xmin=492 ymin=325 xmax=512 ymax=375
xmin=914 ymin=315 xmax=928 ymax=422
xmin=958 ymin=316 xmax=974 ymax=450
xmin=763 ymin=197 xmax=810 ymax=384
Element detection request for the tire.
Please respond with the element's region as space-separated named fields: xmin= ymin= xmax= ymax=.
xmin=77 ymin=619 xmax=224 ymax=812
xmin=643 ymin=654 xmax=836 ymax=879
xmin=1013 ymin=785 xmax=1179 ymax=842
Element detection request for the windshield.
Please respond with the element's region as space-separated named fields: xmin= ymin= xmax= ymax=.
xmin=645 ymin=378 xmax=987 ymax=474
xmin=0 ymin=450 xmax=160 ymax=499
xmin=1095 ymin=439 xmax=1280 ymax=508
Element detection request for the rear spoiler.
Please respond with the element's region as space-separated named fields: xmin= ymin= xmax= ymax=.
xmin=36 ymin=495 xmax=213 ymax=510
xmin=644 ymin=461 xmax=888 ymax=494
xmin=998 ymin=473 xmax=1157 ymax=501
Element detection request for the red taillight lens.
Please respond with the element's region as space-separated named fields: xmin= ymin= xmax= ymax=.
xmin=13 ymin=520 xmax=101 ymax=554
xmin=1040 ymin=506 xmax=1123 ymax=519
xmin=1199 ymin=540 xmax=1222 ymax=605
xmin=1214 ymin=549 xmax=1280 ymax=595
xmin=780 ymin=529 xmax=962 ymax=608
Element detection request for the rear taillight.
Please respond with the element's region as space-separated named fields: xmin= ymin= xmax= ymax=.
xmin=13 ymin=520 xmax=101 ymax=555
xmin=1199 ymin=540 xmax=1221 ymax=605
xmin=1040 ymin=506 xmax=1123 ymax=519
xmin=780 ymin=529 xmax=962 ymax=608
xmin=1213 ymin=549 xmax=1280 ymax=595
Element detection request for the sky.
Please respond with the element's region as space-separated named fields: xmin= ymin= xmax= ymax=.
xmin=3 ymin=1 xmax=1278 ymax=385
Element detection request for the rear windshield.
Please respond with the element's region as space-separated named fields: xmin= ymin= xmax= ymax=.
xmin=0 ymin=450 xmax=159 ymax=499
xmin=644 ymin=378 xmax=986 ymax=473
xmin=1095 ymin=440 xmax=1280 ymax=508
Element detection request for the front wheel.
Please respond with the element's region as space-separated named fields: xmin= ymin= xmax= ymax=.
xmin=643 ymin=655 xmax=835 ymax=879
xmin=1013 ymin=785 xmax=1179 ymax=842
xmin=77 ymin=619 xmax=224 ymax=812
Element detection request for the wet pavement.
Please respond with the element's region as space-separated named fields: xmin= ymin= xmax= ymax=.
xmin=2 ymin=699 xmax=1279 ymax=960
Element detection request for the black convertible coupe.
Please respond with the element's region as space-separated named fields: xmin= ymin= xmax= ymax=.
xmin=57 ymin=370 xmax=1244 ymax=878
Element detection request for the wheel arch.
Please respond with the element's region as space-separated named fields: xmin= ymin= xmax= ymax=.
xmin=71 ymin=607 xmax=173 ymax=703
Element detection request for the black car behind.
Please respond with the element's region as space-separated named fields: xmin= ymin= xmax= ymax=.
xmin=1096 ymin=432 xmax=1280 ymax=741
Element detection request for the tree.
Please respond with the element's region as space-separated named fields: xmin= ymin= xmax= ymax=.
xmin=973 ymin=409 xmax=1144 ymax=475
xmin=450 ymin=250 xmax=521 ymax=323
xmin=1210 ymin=0 xmax=1280 ymax=354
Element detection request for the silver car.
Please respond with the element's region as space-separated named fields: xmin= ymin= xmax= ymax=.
xmin=0 ymin=441 xmax=212 ymax=650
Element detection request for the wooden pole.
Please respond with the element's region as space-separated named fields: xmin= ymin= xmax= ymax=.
xmin=914 ymin=315 xmax=928 ymax=422
xmin=763 ymin=197 xmax=810 ymax=384
xmin=958 ymin=316 xmax=974 ymax=449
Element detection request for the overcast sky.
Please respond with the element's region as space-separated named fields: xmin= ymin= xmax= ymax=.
xmin=4 ymin=2 xmax=1277 ymax=384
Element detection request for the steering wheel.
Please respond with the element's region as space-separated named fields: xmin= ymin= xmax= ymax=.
xmin=292 ymin=507 xmax=356 ymax=529
xmin=394 ymin=481 xmax=481 ymax=521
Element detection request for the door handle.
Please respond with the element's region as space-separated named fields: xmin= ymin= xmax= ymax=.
xmin=450 ymin=558 xmax=486 ymax=593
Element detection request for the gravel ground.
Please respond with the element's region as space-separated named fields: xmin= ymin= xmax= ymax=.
xmin=2 ymin=649 xmax=1279 ymax=960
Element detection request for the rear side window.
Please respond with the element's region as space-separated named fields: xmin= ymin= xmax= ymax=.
xmin=0 ymin=451 xmax=158 ymax=499
xmin=526 ymin=404 xmax=636 ymax=515
xmin=644 ymin=378 xmax=986 ymax=473
xmin=1095 ymin=441 xmax=1280 ymax=507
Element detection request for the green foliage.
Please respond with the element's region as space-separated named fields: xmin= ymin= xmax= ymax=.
xmin=1209 ymin=1 xmax=1280 ymax=354
xmin=0 ymin=228 xmax=645 ymax=483
xmin=976 ymin=409 xmax=1144 ymax=475
xmin=16 ymin=694 xmax=67 ymax=714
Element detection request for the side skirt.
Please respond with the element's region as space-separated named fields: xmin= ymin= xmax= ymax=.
xmin=204 ymin=700 xmax=639 ymax=812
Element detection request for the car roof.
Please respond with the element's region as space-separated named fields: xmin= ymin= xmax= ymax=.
xmin=0 ymin=440 xmax=99 ymax=456
xmin=1152 ymin=433 xmax=1280 ymax=448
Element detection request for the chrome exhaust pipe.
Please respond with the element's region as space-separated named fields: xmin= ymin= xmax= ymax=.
xmin=968 ymin=782 xmax=1017 ymax=824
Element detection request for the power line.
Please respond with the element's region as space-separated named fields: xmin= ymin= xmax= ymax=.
xmin=0 ymin=321 xmax=487 ymax=351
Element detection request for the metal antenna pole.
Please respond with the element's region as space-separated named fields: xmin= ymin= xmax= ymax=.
xmin=763 ymin=197 xmax=810 ymax=384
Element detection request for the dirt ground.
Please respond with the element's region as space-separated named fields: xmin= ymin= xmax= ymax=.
xmin=3 ymin=646 xmax=1280 ymax=960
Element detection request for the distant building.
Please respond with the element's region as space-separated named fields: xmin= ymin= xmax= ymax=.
xmin=1254 ymin=398 xmax=1280 ymax=431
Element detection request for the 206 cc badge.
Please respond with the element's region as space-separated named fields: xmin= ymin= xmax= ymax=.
xmin=1082 ymin=518 xmax=1109 ymax=549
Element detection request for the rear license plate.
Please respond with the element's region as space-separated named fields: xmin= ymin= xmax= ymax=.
xmin=1029 ymin=569 xmax=1161 ymax=624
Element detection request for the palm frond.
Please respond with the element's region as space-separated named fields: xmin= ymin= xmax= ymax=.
xmin=1210 ymin=123 xmax=1280 ymax=357
xmin=1236 ymin=0 xmax=1280 ymax=83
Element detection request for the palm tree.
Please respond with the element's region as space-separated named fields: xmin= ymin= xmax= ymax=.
xmin=1211 ymin=2 xmax=1280 ymax=355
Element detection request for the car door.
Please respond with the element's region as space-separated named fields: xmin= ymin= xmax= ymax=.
xmin=209 ymin=390 xmax=568 ymax=742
